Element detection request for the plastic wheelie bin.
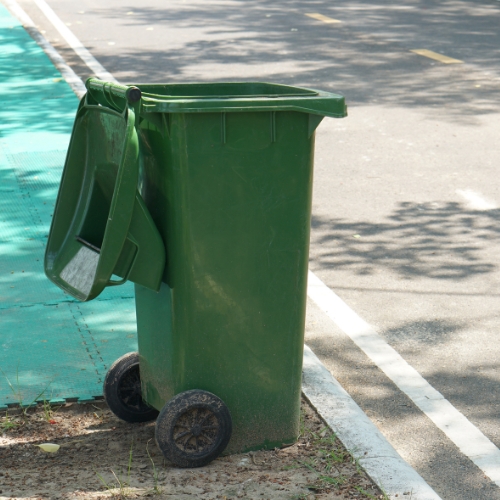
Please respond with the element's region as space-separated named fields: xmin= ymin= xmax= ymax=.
xmin=45 ymin=78 xmax=346 ymax=467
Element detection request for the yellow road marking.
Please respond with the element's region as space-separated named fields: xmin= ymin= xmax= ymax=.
xmin=410 ymin=49 xmax=463 ymax=64
xmin=305 ymin=13 xmax=342 ymax=24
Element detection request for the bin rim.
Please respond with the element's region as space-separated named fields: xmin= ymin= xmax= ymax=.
xmin=135 ymin=81 xmax=319 ymax=98
xmin=134 ymin=81 xmax=347 ymax=118
xmin=85 ymin=78 xmax=347 ymax=118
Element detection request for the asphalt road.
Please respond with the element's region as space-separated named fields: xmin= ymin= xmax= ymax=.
xmin=11 ymin=0 xmax=500 ymax=498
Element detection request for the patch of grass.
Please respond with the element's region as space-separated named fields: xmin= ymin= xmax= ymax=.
xmin=300 ymin=457 xmax=346 ymax=490
xmin=295 ymin=417 xmax=385 ymax=498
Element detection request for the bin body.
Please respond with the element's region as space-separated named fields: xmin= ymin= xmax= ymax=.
xmin=45 ymin=80 xmax=346 ymax=454
xmin=136 ymin=109 xmax=317 ymax=452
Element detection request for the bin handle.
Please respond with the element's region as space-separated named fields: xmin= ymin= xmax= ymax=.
xmin=86 ymin=78 xmax=142 ymax=108
xmin=106 ymin=238 xmax=139 ymax=287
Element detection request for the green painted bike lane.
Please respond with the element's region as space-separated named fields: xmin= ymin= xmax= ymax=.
xmin=0 ymin=3 xmax=137 ymax=409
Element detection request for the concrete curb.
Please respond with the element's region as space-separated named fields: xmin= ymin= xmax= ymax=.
xmin=302 ymin=345 xmax=442 ymax=500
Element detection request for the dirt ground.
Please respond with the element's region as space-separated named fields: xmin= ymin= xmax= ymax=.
xmin=0 ymin=397 xmax=385 ymax=499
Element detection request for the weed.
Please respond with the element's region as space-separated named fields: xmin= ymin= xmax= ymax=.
xmin=42 ymin=399 xmax=51 ymax=421
xmin=354 ymin=485 xmax=380 ymax=499
xmin=299 ymin=458 xmax=318 ymax=473
xmin=112 ymin=468 xmax=128 ymax=498
xmin=352 ymin=454 xmax=365 ymax=475
xmin=24 ymin=388 xmax=48 ymax=415
xmin=96 ymin=468 xmax=130 ymax=498
xmin=95 ymin=469 xmax=116 ymax=496
xmin=41 ymin=399 xmax=60 ymax=422
xmin=378 ymin=486 xmax=391 ymax=500
xmin=317 ymin=473 xmax=345 ymax=486
xmin=0 ymin=411 xmax=19 ymax=432
xmin=1 ymin=366 xmax=23 ymax=409
xmin=309 ymin=426 xmax=331 ymax=441
xmin=282 ymin=464 xmax=301 ymax=471
xmin=95 ymin=441 xmax=134 ymax=497
xmin=1 ymin=366 xmax=53 ymax=416
xmin=303 ymin=467 xmax=346 ymax=489
xmin=146 ymin=439 xmax=163 ymax=495
xmin=127 ymin=441 xmax=133 ymax=486
xmin=298 ymin=406 xmax=306 ymax=438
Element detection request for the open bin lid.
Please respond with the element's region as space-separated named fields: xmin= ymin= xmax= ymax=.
xmin=44 ymin=80 xmax=165 ymax=301
xmin=45 ymin=78 xmax=346 ymax=301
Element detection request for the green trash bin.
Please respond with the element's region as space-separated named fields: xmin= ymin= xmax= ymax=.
xmin=45 ymin=78 xmax=346 ymax=467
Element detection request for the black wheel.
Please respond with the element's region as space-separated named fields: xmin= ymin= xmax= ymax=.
xmin=103 ymin=352 xmax=159 ymax=423
xmin=155 ymin=389 xmax=232 ymax=468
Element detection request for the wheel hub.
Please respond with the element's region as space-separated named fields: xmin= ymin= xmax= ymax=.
xmin=191 ymin=424 xmax=202 ymax=437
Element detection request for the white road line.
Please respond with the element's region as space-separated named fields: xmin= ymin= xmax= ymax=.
xmin=302 ymin=345 xmax=441 ymax=500
xmin=31 ymin=0 xmax=117 ymax=82
xmin=307 ymin=270 xmax=500 ymax=486
xmin=456 ymin=189 xmax=498 ymax=211
xmin=2 ymin=0 xmax=86 ymax=97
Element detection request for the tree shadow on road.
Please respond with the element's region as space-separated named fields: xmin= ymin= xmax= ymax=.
xmin=83 ymin=0 xmax=500 ymax=123
xmin=310 ymin=201 xmax=500 ymax=281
